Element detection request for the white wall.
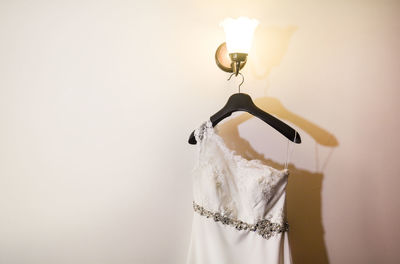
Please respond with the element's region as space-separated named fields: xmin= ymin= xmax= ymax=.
xmin=0 ymin=0 xmax=399 ymax=263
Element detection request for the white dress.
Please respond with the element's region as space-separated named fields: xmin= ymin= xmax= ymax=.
xmin=186 ymin=119 xmax=293 ymax=264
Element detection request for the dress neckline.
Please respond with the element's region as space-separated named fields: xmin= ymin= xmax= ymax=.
xmin=203 ymin=118 xmax=289 ymax=176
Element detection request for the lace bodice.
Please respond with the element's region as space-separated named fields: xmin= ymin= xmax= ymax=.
xmin=191 ymin=119 xmax=290 ymax=236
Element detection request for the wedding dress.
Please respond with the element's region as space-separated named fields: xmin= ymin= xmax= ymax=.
xmin=186 ymin=119 xmax=294 ymax=264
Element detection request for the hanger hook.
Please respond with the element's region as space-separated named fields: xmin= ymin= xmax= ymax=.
xmin=227 ymin=72 xmax=245 ymax=93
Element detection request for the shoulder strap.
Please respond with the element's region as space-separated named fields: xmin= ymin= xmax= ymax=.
xmin=194 ymin=120 xmax=212 ymax=143
xmin=284 ymin=131 xmax=297 ymax=170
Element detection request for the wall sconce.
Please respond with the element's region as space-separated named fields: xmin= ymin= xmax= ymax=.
xmin=215 ymin=17 xmax=259 ymax=76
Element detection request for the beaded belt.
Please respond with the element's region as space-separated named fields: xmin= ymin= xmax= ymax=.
xmin=193 ymin=201 xmax=289 ymax=239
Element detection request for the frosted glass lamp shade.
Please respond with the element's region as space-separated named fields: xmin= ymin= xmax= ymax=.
xmin=220 ymin=17 xmax=259 ymax=54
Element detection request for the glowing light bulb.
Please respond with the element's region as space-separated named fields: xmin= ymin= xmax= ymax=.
xmin=220 ymin=17 xmax=259 ymax=54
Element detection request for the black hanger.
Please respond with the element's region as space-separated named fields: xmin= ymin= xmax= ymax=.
xmin=188 ymin=73 xmax=301 ymax=145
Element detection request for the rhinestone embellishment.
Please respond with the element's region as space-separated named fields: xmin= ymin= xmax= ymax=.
xmin=193 ymin=201 xmax=289 ymax=239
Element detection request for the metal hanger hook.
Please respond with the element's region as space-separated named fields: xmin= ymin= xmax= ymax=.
xmin=227 ymin=72 xmax=245 ymax=93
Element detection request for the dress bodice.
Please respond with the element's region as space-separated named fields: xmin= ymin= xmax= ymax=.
xmin=191 ymin=119 xmax=290 ymax=238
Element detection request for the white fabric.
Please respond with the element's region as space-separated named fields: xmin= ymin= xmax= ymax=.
xmin=186 ymin=119 xmax=293 ymax=264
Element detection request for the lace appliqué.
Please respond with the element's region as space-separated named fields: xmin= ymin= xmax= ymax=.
xmin=193 ymin=201 xmax=289 ymax=239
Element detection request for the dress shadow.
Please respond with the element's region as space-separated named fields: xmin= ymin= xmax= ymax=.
xmin=214 ymin=108 xmax=335 ymax=264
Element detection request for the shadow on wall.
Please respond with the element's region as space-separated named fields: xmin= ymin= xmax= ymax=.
xmin=253 ymin=97 xmax=337 ymax=264
xmin=214 ymin=25 xmax=338 ymax=264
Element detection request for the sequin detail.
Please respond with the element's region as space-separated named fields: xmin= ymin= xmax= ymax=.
xmin=193 ymin=201 xmax=289 ymax=239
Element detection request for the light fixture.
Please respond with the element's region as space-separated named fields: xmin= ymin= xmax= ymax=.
xmin=215 ymin=17 xmax=259 ymax=76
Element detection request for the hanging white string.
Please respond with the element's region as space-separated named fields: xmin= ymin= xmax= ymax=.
xmin=284 ymin=131 xmax=297 ymax=170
